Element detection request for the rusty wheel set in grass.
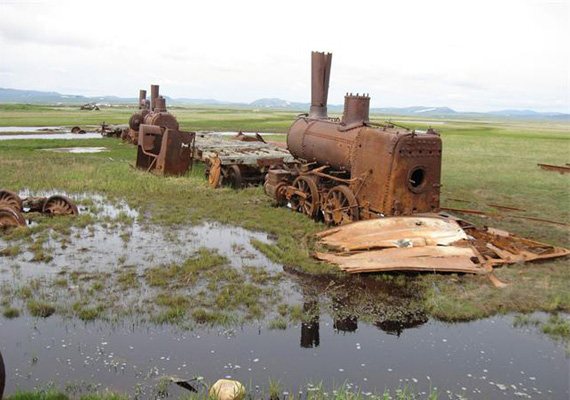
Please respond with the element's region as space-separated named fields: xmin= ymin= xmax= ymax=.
xmin=0 ymin=189 xmax=79 ymax=230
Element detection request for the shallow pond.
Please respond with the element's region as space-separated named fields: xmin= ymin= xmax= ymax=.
xmin=1 ymin=313 xmax=567 ymax=399
xmin=40 ymin=147 xmax=109 ymax=154
xmin=0 ymin=126 xmax=101 ymax=140
xmin=0 ymin=194 xmax=567 ymax=399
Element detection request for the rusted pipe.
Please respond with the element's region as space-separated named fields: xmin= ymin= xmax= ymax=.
xmin=309 ymin=51 xmax=332 ymax=119
xmin=154 ymin=96 xmax=167 ymax=112
xmin=341 ymin=93 xmax=370 ymax=128
xmin=150 ymin=84 xmax=159 ymax=112
xmin=139 ymin=90 xmax=147 ymax=109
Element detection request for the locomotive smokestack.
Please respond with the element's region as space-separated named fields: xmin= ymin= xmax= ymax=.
xmin=138 ymin=90 xmax=147 ymax=110
xmin=150 ymin=84 xmax=159 ymax=111
xmin=154 ymin=96 xmax=167 ymax=112
xmin=309 ymin=51 xmax=332 ymax=119
xmin=342 ymin=93 xmax=370 ymax=127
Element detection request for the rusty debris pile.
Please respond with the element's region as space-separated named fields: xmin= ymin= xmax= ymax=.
xmin=265 ymin=51 xmax=442 ymax=225
xmin=98 ymin=122 xmax=127 ymax=138
xmin=0 ymin=189 xmax=78 ymax=229
xmin=315 ymin=214 xmax=569 ymax=280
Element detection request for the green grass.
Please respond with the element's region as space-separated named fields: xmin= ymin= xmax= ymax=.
xmin=4 ymin=384 xmax=439 ymax=400
xmin=26 ymin=300 xmax=56 ymax=318
xmin=5 ymin=390 xmax=127 ymax=400
xmin=0 ymin=106 xmax=568 ymax=323
xmin=3 ymin=305 xmax=20 ymax=318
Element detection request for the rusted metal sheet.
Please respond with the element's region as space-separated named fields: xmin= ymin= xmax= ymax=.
xmin=316 ymin=216 xmax=468 ymax=251
xmin=316 ymin=246 xmax=484 ymax=274
xmin=267 ymin=51 xmax=442 ymax=224
xmin=537 ymin=163 xmax=570 ymax=174
xmin=314 ymin=215 xmax=569 ymax=277
xmin=136 ymin=124 xmax=195 ymax=176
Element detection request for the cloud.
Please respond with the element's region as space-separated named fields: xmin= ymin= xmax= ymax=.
xmin=0 ymin=18 xmax=99 ymax=48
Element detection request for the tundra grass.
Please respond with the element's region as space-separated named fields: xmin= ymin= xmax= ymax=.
xmin=5 ymin=384 xmax=439 ymax=400
xmin=0 ymin=108 xmax=569 ymax=323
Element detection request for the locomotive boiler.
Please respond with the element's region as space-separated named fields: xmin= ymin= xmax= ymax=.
xmin=265 ymin=51 xmax=442 ymax=225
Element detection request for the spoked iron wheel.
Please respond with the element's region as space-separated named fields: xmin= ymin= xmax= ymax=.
xmin=42 ymin=195 xmax=78 ymax=216
xmin=0 ymin=206 xmax=26 ymax=228
xmin=274 ymin=182 xmax=289 ymax=207
xmin=323 ymin=185 xmax=359 ymax=226
xmin=225 ymin=165 xmax=243 ymax=189
xmin=290 ymin=176 xmax=320 ymax=219
xmin=0 ymin=189 xmax=22 ymax=211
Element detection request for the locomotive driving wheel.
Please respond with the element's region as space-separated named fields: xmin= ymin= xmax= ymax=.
xmin=42 ymin=195 xmax=78 ymax=216
xmin=290 ymin=176 xmax=320 ymax=218
xmin=0 ymin=189 xmax=22 ymax=211
xmin=274 ymin=182 xmax=289 ymax=207
xmin=226 ymin=165 xmax=243 ymax=189
xmin=0 ymin=206 xmax=26 ymax=228
xmin=323 ymin=185 xmax=359 ymax=226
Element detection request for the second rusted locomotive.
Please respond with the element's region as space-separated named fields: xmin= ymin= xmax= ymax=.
xmin=125 ymin=84 xmax=194 ymax=176
xmin=265 ymin=51 xmax=442 ymax=225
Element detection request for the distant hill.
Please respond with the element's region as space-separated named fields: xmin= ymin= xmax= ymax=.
xmin=0 ymin=87 xmax=568 ymax=120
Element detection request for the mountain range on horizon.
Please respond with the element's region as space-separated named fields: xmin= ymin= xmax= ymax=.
xmin=0 ymin=87 xmax=568 ymax=120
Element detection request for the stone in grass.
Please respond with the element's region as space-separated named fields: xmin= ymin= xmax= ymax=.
xmin=209 ymin=379 xmax=245 ymax=400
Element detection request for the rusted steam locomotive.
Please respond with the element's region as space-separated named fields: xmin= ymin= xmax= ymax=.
xmin=265 ymin=52 xmax=442 ymax=225
xmin=126 ymin=85 xmax=195 ymax=176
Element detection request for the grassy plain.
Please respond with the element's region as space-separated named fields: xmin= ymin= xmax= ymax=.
xmin=0 ymin=105 xmax=569 ymax=323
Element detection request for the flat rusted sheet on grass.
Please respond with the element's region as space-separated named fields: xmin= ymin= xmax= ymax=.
xmin=315 ymin=215 xmax=569 ymax=275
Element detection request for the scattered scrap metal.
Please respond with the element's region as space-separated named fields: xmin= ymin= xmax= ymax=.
xmin=537 ymin=163 xmax=570 ymax=174
xmin=0 ymin=189 xmax=78 ymax=229
xmin=314 ymin=214 xmax=569 ymax=285
xmin=265 ymin=51 xmax=442 ymax=225
xmin=80 ymin=103 xmax=100 ymax=111
xmin=98 ymin=122 xmax=128 ymax=138
xmin=71 ymin=126 xmax=86 ymax=134
xmin=194 ymin=132 xmax=296 ymax=188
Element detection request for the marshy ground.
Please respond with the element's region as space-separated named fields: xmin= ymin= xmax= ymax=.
xmin=0 ymin=105 xmax=568 ymax=399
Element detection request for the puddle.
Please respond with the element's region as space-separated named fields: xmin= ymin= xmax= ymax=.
xmin=201 ymin=131 xmax=286 ymax=137
xmin=1 ymin=314 xmax=566 ymax=399
xmin=0 ymin=126 xmax=66 ymax=133
xmin=0 ymin=133 xmax=101 ymax=140
xmin=0 ymin=192 xmax=279 ymax=279
xmin=40 ymin=147 xmax=109 ymax=154
xmin=0 ymin=193 xmax=567 ymax=398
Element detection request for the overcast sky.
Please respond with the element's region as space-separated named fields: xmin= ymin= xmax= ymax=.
xmin=0 ymin=0 xmax=568 ymax=112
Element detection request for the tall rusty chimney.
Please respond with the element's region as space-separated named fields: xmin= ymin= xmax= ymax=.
xmin=138 ymin=90 xmax=147 ymax=110
xmin=154 ymin=96 xmax=167 ymax=112
xmin=309 ymin=51 xmax=332 ymax=119
xmin=342 ymin=93 xmax=370 ymax=127
xmin=150 ymin=84 xmax=159 ymax=111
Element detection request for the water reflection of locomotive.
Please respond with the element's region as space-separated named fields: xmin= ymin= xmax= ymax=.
xmin=265 ymin=52 xmax=443 ymax=225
